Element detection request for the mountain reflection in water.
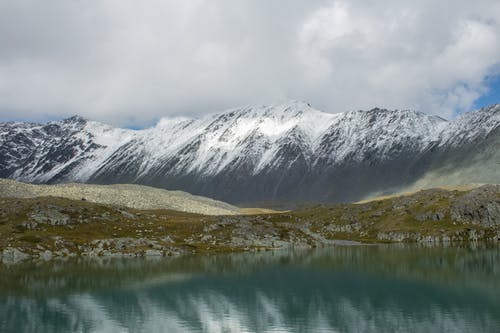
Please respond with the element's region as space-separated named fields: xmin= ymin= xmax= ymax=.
xmin=1 ymin=244 xmax=500 ymax=332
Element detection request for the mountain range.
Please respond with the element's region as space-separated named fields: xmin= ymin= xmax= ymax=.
xmin=1 ymin=101 xmax=499 ymax=204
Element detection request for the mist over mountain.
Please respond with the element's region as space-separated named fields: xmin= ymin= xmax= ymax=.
xmin=1 ymin=101 xmax=499 ymax=204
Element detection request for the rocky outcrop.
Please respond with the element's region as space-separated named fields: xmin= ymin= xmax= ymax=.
xmin=450 ymin=185 xmax=500 ymax=227
xmin=1 ymin=247 xmax=30 ymax=264
xmin=30 ymin=209 xmax=71 ymax=226
xmin=77 ymin=237 xmax=184 ymax=257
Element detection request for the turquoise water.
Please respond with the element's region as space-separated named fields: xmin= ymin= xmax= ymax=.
xmin=1 ymin=244 xmax=500 ymax=332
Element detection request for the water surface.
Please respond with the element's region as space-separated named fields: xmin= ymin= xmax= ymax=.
xmin=1 ymin=244 xmax=500 ymax=332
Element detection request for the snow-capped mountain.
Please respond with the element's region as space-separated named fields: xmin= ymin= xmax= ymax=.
xmin=1 ymin=101 xmax=499 ymax=204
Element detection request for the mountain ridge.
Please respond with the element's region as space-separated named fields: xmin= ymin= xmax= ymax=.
xmin=1 ymin=102 xmax=499 ymax=204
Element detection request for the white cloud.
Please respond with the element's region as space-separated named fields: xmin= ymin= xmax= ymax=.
xmin=0 ymin=0 xmax=499 ymax=126
xmin=296 ymin=1 xmax=500 ymax=118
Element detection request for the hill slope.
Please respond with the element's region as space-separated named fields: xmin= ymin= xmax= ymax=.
xmin=0 ymin=179 xmax=240 ymax=215
xmin=0 ymin=184 xmax=498 ymax=262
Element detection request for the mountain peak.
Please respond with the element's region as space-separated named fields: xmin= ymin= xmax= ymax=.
xmin=285 ymin=100 xmax=312 ymax=108
xmin=62 ymin=115 xmax=88 ymax=125
xmin=478 ymin=103 xmax=500 ymax=114
xmin=210 ymin=101 xmax=329 ymax=125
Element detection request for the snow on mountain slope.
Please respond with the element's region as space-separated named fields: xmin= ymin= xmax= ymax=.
xmin=90 ymin=101 xmax=338 ymax=179
xmin=314 ymin=108 xmax=448 ymax=166
xmin=169 ymin=101 xmax=337 ymax=175
xmin=2 ymin=116 xmax=136 ymax=183
xmin=439 ymin=104 xmax=500 ymax=147
xmin=0 ymin=122 xmax=45 ymax=178
xmin=1 ymin=102 xmax=499 ymax=203
xmin=69 ymin=119 xmax=137 ymax=180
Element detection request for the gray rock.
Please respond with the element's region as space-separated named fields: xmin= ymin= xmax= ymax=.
xmin=21 ymin=221 xmax=39 ymax=230
xmin=416 ymin=211 xmax=445 ymax=222
xmin=120 ymin=210 xmax=137 ymax=219
xmin=1 ymin=247 xmax=31 ymax=263
xmin=200 ymin=234 xmax=213 ymax=242
xmin=377 ymin=231 xmax=420 ymax=242
xmin=31 ymin=209 xmax=70 ymax=226
xmin=418 ymin=235 xmax=441 ymax=243
xmin=40 ymin=250 xmax=53 ymax=260
xmin=144 ymin=249 xmax=162 ymax=256
xmin=450 ymin=185 xmax=500 ymax=227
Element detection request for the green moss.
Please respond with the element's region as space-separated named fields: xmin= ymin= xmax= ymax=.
xmin=17 ymin=234 xmax=43 ymax=243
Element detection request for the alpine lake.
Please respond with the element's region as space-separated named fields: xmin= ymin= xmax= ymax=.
xmin=1 ymin=243 xmax=499 ymax=332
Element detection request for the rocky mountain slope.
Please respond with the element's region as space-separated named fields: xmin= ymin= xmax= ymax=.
xmin=1 ymin=101 xmax=499 ymax=204
xmin=0 ymin=179 xmax=240 ymax=215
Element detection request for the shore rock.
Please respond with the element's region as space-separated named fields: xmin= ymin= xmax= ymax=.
xmin=1 ymin=247 xmax=31 ymax=263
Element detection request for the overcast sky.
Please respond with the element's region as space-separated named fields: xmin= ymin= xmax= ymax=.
xmin=1 ymin=0 xmax=500 ymax=127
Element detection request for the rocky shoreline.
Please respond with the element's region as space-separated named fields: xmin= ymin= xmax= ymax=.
xmin=1 ymin=185 xmax=499 ymax=264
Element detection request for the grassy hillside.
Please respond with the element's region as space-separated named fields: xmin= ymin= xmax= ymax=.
xmin=0 ymin=185 xmax=498 ymax=262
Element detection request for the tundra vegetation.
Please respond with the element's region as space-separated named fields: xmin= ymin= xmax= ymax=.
xmin=0 ymin=185 xmax=498 ymax=263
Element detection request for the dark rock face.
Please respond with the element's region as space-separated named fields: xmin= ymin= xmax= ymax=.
xmin=451 ymin=185 xmax=500 ymax=227
xmin=0 ymin=116 xmax=102 ymax=183
xmin=416 ymin=211 xmax=445 ymax=222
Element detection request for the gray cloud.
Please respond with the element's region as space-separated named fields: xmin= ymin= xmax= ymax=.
xmin=0 ymin=0 xmax=499 ymax=126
